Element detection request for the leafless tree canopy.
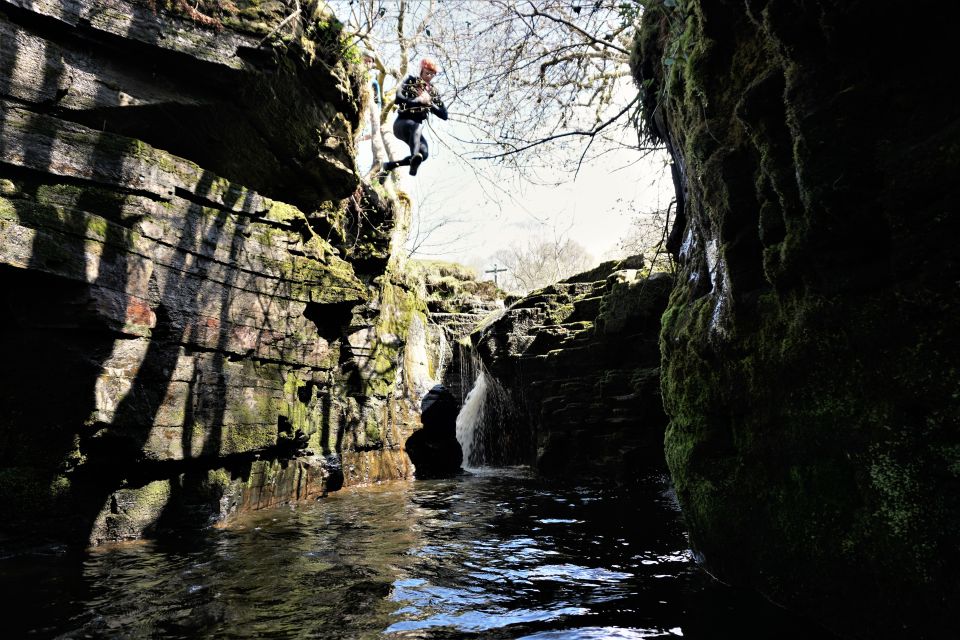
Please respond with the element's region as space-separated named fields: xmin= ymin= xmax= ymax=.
xmin=333 ymin=0 xmax=646 ymax=173
xmin=610 ymin=205 xmax=676 ymax=274
xmin=493 ymin=235 xmax=595 ymax=294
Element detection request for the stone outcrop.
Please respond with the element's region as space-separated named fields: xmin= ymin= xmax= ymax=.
xmin=634 ymin=1 xmax=959 ymax=637
xmin=471 ymin=256 xmax=673 ymax=480
xmin=394 ymin=260 xmax=504 ymax=476
xmin=0 ymin=0 xmax=430 ymax=545
xmin=404 ymin=384 xmax=462 ymax=478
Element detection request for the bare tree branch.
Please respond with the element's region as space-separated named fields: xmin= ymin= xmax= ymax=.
xmin=516 ymin=2 xmax=630 ymax=56
xmin=472 ymin=94 xmax=640 ymax=160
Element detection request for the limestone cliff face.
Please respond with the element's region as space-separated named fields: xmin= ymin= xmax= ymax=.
xmin=635 ymin=1 xmax=959 ymax=636
xmin=0 ymin=0 xmax=427 ymax=545
xmin=472 ymin=257 xmax=672 ymax=480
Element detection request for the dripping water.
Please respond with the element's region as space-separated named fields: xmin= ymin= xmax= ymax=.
xmin=437 ymin=330 xmax=447 ymax=383
xmin=454 ymin=360 xmax=525 ymax=469
xmin=455 ymin=368 xmax=489 ymax=468
xmin=453 ymin=338 xmax=478 ymax=406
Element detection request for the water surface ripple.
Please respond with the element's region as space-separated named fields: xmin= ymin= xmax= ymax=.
xmin=2 ymin=468 xmax=832 ymax=639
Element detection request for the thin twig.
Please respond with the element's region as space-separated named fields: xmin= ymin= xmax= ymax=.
xmin=516 ymin=3 xmax=630 ymax=56
xmin=473 ymin=94 xmax=640 ymax=160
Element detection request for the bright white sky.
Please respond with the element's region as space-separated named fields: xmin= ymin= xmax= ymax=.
xmin=359 ymin=119 xmax=674 ymax=278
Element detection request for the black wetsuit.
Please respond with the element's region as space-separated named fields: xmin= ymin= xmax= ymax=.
xmin=392 ymin=74 xmax=448 ymax=164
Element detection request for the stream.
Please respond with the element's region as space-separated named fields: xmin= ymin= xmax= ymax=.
xmin=2 ymin=468 xmax=833 ymax=639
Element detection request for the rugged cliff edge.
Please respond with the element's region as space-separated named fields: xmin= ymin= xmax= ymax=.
xmin=0 ymin=0 xmax=435 ymax=545
xmin=634 ymin=1 xmax=959 ymax=637
xmin=472 ymin=257 xmax=673 ymax=480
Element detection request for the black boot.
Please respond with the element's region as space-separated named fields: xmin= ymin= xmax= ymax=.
xmin=409 ymin=153 xmax=423 ymax=176
xmin=378 ymin=161 xmax=398 ymax=184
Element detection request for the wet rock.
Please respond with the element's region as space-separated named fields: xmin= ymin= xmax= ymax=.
xmin=405 ymin=384 xmax=463 ymax=478
xmin=472 ymin=257 xmax=673 ymax=479
xmin=0 ymin=0 xmax=423 ymax=545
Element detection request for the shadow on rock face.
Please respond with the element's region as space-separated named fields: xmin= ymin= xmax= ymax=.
xmin=405 ymin=384 xmax=463 ymax=478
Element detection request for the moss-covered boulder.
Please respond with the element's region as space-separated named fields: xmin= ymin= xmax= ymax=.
xmin=635 ymin=1 xmax=959 ymax=636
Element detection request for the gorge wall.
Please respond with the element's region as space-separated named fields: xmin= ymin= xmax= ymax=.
xmin=472 ymin=257 xmax=673 ymax=481
xmin=634 ymin=1 xmax=959 ymax=637
xmin=0 ymin=0 xmax=437 ymax=545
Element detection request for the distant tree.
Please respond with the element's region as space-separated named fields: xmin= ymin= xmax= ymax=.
xmin=493 ymin=235 xmax=595 ymax=293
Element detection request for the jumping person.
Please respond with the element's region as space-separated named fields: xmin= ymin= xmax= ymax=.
xmin=382 ymin=57 xmax=448 ymax=180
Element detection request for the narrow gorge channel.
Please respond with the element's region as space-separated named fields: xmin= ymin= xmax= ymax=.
xmin=2 ymin=1 xmax=956 ymax=639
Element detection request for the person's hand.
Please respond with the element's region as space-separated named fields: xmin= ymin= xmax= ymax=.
xmin=416 ymin=91 xmax=432 ymax=105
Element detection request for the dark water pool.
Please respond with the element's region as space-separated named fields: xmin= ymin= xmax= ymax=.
xmin=2 ymin=468 xmax=833 ymax=639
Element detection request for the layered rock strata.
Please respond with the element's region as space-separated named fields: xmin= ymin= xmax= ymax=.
xmin=472 ymin=257 xmax=673 ymax=479
xmin=0 ymin=0 xmax=426 ymax=545
xmin=634 ymin=1 xmax=959 ymax=637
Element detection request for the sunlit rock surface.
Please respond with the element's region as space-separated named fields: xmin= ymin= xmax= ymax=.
xmin=634 ymin=1 xmax=959 ymax=637
xmin=472 ymin=256 xmax=673 ymax=480
xmin=0 ymin=0 xmax=427 ymax=545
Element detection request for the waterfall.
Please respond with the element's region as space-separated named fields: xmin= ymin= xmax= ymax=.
xmin=446 ymin=311 xmax=530 ymax=469
xmin=454 ymin=361 xmax=524 ymax=469
xmin=455 ymin=368 xmax=489 ymax=468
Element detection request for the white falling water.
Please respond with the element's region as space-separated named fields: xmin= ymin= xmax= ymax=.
xmin=454 ymin=363 xmax=524 ymax=469
xmin=437 ymin=330 xmax=447 ymax=381
xmin=455 ymin=369 xmax=489 ymax=469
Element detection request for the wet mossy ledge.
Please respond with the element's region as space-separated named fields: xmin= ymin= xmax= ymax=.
xmin=0 ymin=0 xmax=456 ymax=546
xmin=633 ymin=1 xmax=959 ymax=637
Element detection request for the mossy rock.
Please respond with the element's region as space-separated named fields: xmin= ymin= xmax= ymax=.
xmin=638 ymin=0 xmax=960 ymax=636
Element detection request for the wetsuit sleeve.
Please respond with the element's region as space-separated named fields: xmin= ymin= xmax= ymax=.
xmin=430 ymin=91 xmax=448 ymax=120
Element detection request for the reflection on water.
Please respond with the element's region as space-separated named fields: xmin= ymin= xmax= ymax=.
xmin=1 ymin=468 xmax=833 ymax=639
